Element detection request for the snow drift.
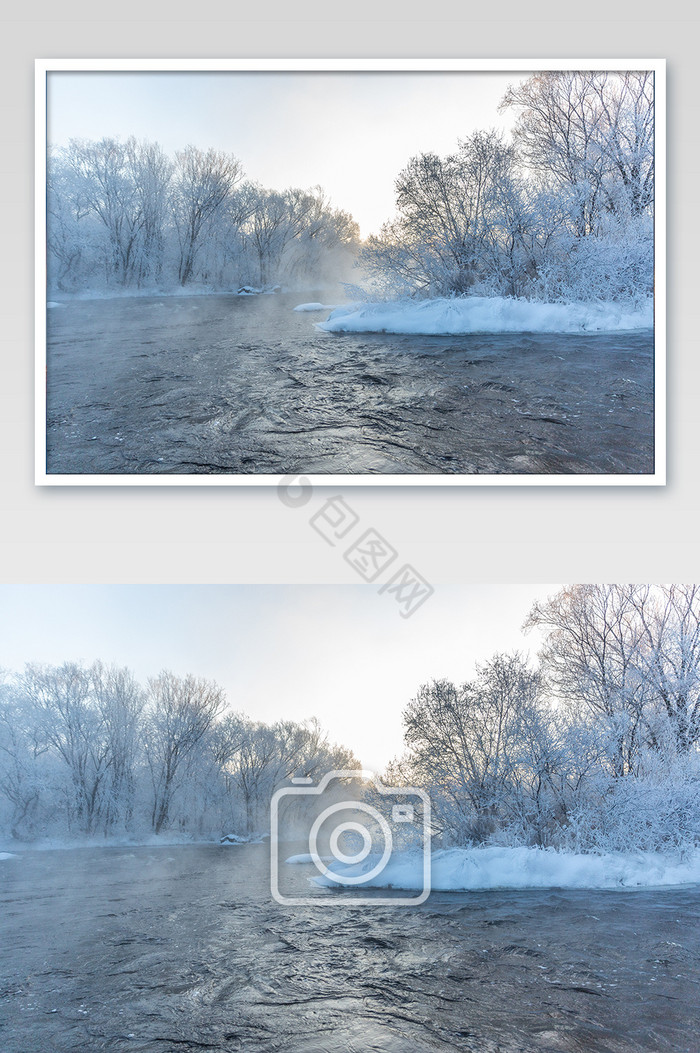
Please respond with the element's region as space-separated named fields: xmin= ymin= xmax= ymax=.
xmin=311 ymin=846 xmax=700 ymax=892
xmin=293 ymin=302 xmax=340 ymax=312
xmin=317 ymin=297 xmax=653 ymax=336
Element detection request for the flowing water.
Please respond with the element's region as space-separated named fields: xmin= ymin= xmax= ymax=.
xmin=45 ymin=293 xmax=655 ymax=476
xmin=1 ymin=844 xmax=697 ymax=1052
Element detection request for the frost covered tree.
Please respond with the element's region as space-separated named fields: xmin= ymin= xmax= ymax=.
xmin=89 ymin=662 xmax=144 ymax=831
xmin=48 ymin=137 xmax=174 ymax=290
xmin=590 ymin=72 xmax=655 ymax=218
xmin=225 ymin=716 xmax=357 ymax=834
xmin=171 ymin=146 xmax=243 ymax=286
xmin=500 ymin=71 xmax=654 ymax=234
xmin=18 ymin=662 xmax=144 ymax=835
xmin=144 ymin=671 xmax=226 ymax=834
xmin=65 ymin=138 xmax=144 ymax=285
xmin=0 ymin=659 xmax=365 ymax=843
xmin=0 ymin=673 xmax=52 ymax=840
xmin=361 ymin=71 xmax=654 ymax=305
xmin=525 ymin=585 xmax=650 ymax=777
xmin=526 ymin=585 xmax=700 ymax=767
xmin=194 ymin=183 xmax=258 ymax=288
xmin=127 ymin=139 xmax=174 ymax=286
xmin=394 ymin=654 xmax=548 ymax=842
xmin=362 ymin=131 xmax=524 ymax=297
xmin=0 ymin=660 xmax=364 ymax=844
xmin=22 ymin=663 xmax=110 ymax=835
xmin=499 ymin=71 xmax=654 ymax=304
xmin=501 ymin=73 xmax=610 ymax=238
xmin=46 ymin=158 xmax=88 ymax=292
xmin=242 ymin=184 xmax=359 ymax=288
xmin=281 ymin=193 xmax=359 ymax=286
xmin=617 ymin=585 xmax=700 ymax=753
xmin=47 ymin=139 xmax=358 ymax=293
xmin=387 ymin=587 xmax=700 ymax=854
xmin=245 ymin=187 xmax=299 ymax=287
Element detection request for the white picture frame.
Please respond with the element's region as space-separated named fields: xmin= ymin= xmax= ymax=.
xmin=35 ymin=58 xmax=666 ymax=487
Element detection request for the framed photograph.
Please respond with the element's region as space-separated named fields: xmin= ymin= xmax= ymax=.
xmin=36 ymin=59 xmax=665 ymax=486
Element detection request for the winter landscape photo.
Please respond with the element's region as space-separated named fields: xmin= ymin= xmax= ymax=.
xmin=38 ymin=61 xmax=663 ymax=483
xmin=1 ymin=583 xmax=699 ymax=1052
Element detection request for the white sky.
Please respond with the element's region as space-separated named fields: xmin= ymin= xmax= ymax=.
xmin=47 ymin=70 xmax=520 ymax=238
xmin=0 ymin=584 xmax=560 ymax=772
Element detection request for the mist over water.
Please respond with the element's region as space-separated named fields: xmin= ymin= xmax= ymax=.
xmin=1 ymin=843 xmax=698 ymax=1053
xmin=46 ymin=292 xmax=654 ymax=476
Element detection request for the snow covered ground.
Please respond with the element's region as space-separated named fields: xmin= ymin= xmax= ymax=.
xmin=293 ymin=302 xmax=341 ymax=312
xmin=310 ymin=846 xmax=700 ymax=892
xmin=0 ymin=833 xmax=227 ymax=854
xmin=317 ymin=297 xmax=654 ymax=336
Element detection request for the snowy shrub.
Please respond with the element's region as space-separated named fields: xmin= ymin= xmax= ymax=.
xmin=531 ymin=217 xmax=653 ymax=306
xmin=560 ymin=760 xmax=700 ymax=855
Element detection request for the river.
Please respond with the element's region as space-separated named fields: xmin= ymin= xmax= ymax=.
xmin=1 ymin=844 xmax=697 ymax=1052
xmin=45 ymin=293 xmax=655 ymax=476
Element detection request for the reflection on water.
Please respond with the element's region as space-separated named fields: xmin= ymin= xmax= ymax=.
xmin=1 ymin=844 xmax=697 ymax=1052
xmin=46 ymin=292 xmax=655 ymax=476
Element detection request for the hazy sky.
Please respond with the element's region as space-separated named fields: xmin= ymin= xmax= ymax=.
xmin=47 ymin=70 xmax=520 ymax=238
xmin=0 ymin=584 xmax=560 ymax=772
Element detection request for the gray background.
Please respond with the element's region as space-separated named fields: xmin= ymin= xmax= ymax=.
xmin=1 ymin=3 xmax=696 ymax=585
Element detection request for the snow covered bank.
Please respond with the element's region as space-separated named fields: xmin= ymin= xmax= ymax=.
xmin=312 ymin=846 xmax=700 ymax=892
xmin=293 ymin=302 xmax=341 ymax=312
xmin=45 ymin=285 xmax=283 ymax=304
xmin=317 ymin=297 xmax=653 ymax=336
xmin=0 ymin=833 xmax=227 ymax=854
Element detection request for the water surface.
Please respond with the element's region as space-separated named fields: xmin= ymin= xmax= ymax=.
xmin=45 ymin=293 xmax=655 ymax=476
xmin=1 ymin=844 xmax=697 ymax=1052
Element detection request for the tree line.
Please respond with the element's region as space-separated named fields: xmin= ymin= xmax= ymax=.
xmin=3 ymin=584 xmax=696 ymax=856
xmin=47 ymin=72 xmax=654 ymax=307
xmin=47 ymin=140 xmax=360 ymax=293
xmin=361 ymin=71 xmax=655 ymax=305
xmin=0 ymin=664 xmax=356 ymax=842
xmin=387 ymin=585 xmax=700 ymax=854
